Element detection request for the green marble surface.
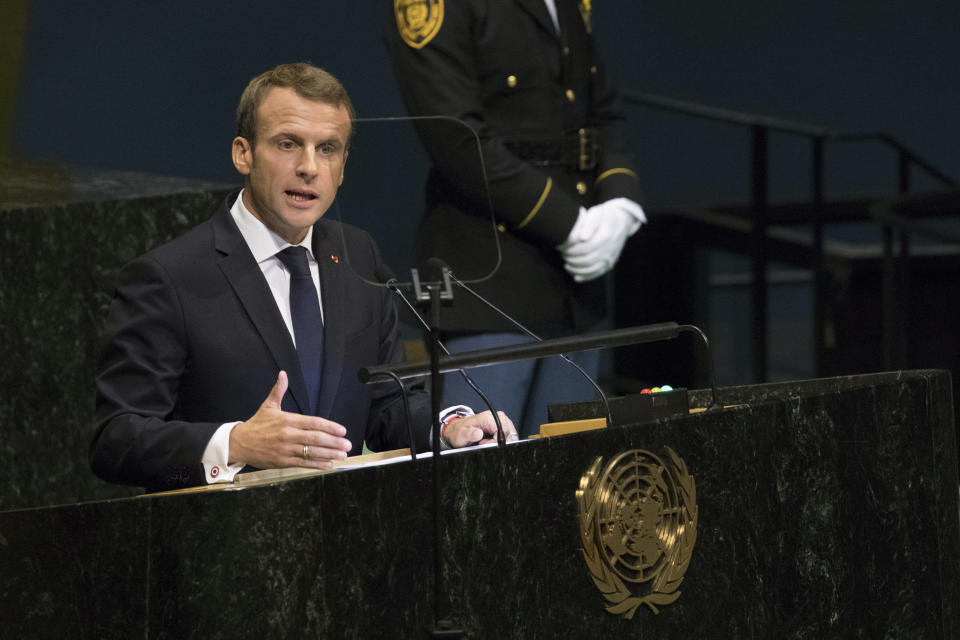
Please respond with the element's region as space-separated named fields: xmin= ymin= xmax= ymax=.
xmin=1 ymin=370 xmax=957 ymax=638
xmin=1 ymin=159 xmax=957 ymax=637
xmin=0 ymin=156 xmax=233 ymax=509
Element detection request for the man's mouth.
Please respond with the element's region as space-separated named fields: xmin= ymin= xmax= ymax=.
xmin=285 ymin=190 xmax=318 ymax=202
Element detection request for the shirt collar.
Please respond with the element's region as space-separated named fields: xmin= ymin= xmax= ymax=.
xmin=229 ymin=189 xmax=316 ymax=264
xmin=543 ymin=0 xmax=560 ymax=33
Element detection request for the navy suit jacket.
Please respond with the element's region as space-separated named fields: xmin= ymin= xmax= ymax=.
xmin=90 ymin=192 xmax=429 ymax=491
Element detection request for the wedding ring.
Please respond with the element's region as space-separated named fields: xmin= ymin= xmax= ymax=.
xmin=303 ymin=444 xmax=309 ymax=460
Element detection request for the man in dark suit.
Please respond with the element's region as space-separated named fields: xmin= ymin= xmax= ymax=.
xmin=384 ymin=0 xmax=646 ymax=436
xmin=90 ymin=63 xmax=514 ymax=492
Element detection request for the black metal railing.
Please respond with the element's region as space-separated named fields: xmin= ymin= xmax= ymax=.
xmin=622 ymin=89 xmax=958 ymax=382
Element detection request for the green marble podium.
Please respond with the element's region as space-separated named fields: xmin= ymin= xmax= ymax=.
xmin=1 ymin=370 xmax=957 ymax=638
xmin=0 ymin=157 xmax=232 ymax=509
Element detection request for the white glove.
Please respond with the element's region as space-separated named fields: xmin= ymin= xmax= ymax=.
xmin=558 ymin=198 xmax=646 ymax=282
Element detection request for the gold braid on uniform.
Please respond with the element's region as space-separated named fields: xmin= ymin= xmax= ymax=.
xmin=595 ymin=167 xmax=638 ymax=185
xmin=516 ymin=177 xmax=552 ymax=229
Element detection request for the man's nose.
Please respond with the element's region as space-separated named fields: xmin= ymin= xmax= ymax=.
xmin=296 ymin=149 xmax=319 ymax=178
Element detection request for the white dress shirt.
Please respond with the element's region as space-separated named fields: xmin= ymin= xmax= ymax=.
xmin=201 ymin=190 xmax=323 ymax=483
xmin=543 ymin=0 xmax=560 ymax=33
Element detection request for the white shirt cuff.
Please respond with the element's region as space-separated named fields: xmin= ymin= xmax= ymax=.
xmin=437 ymin=405 xmax=474 ymax=450
xmin=201 ymin=421 xmax=246 ymax=484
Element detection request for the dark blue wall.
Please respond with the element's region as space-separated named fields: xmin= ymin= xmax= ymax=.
xmin=16 ymin=1 xmax=958 ymax=191
xmin=609 ymin=1 xmax=960 ymax=206
xmin=12 ymin=0 xmax=960 ymax=297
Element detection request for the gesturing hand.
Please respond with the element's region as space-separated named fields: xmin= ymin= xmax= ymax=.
xmin=228 ymin=371 xmax=352 ymax=470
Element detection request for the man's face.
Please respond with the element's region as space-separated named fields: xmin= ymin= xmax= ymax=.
xmin=232 ymin=86 xmax=351 ymax=245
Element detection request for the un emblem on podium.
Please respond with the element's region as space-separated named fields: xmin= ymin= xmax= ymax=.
xmin=577 ymin=448 xmax=698 ymax=618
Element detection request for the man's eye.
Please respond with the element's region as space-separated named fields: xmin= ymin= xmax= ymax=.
xmin=319 ymin=143 xmax=337 ymax=154
xmin=278 ymin=140 xmax=296 ymax=150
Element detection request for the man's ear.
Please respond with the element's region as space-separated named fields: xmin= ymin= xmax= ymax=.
xmin=338 ymin=149 xmax=348 ymax=186
xmin=232 ymin=136 xmax=253 ymax=175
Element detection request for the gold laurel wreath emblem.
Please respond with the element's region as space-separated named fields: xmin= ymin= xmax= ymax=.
xmin=395 ymin=0 xmax=444 ymax=50
xmin=577 ymin=448 xmax=698 ymax=618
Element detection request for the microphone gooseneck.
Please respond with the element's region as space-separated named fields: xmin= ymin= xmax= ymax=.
xmin=374 ymin=369 xmax=417 ymax=462
xmin=375 ymin=264 xmax=507 ymax=446
xmin=424 ymin=258 xmax=615 ymax=429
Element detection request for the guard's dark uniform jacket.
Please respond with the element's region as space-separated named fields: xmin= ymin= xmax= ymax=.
xmin=384 ymin=0 xmax=642 ymax=334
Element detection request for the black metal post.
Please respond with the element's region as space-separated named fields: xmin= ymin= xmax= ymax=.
xmin=883 ymin=150 xmax=914 ymax=370
xmin=811 ymin=136 xmax=826 ymax=376
xmin=896 ymin=151 xmax=912 ymax=367
xmin=881 ymin=224 xmax=896 ymax=370
xmin=751 ymin=125 xmax=769 ymax=383
xmin=423 ymin=282 xmax=463 ymax=638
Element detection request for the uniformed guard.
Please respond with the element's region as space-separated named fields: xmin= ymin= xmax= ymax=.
xmin=384 ymin=0 xmax=646 ymax=437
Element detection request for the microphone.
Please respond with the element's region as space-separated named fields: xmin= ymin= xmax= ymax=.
xmin=361 ymin=270 xmax=419 ymax=460
xmin=423 ymin=257 xmax=615 ymax=428
xmin=375 ymin=264 xmax=508 ymax=446
xmin=425 ymin=258 xmax=722 ymax=413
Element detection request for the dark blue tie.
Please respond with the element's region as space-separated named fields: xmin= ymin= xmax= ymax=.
xmin=276 ymin=246 xmax=323 ymax=414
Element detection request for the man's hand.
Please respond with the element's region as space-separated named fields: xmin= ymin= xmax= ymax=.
xmin=228 ymin=371 xmax=352 ymax=470
xmin=442 ymin=410 xmax=518 ymax=447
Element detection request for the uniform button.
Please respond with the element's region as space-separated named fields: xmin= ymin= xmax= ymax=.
xmin=566 ymin=89 xmax=576 ymax=102
xmin=576 ymin=181 xmax=587 ymax=195
xmin=563 ymin=46 xmax=570 ymax=56
xmin=497 ymin=224 xmax=506 ymax=233
xmin=506 ymin=75 xmax=518 ymax=88
xmin=590 ymin=65 xmax=597 ymax=74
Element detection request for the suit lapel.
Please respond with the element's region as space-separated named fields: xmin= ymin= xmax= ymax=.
xmin=312 ymin=220 xmax=346 ymax=419
xmin=212 ymin=200 xmax=313 ymax=415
